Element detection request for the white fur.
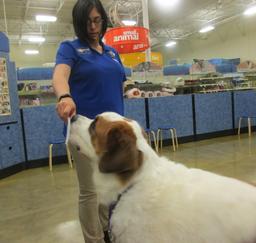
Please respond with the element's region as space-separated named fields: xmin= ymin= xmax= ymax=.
xmin=70 ymin=112 xmax=256 ymax=243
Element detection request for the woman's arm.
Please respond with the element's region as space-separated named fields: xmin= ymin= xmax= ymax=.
xmin=53 ymin=64 xmax=71 ymax=97
xmin=53 ymin=64 xmax=76 ymax=122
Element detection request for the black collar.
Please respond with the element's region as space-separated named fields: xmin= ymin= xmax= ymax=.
xmin=108 ymin=184 xmax=134 ymax=242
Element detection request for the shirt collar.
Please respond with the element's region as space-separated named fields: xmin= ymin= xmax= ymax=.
xmin=100 ymin=41 xmax=113 ymax=53
xmin=78 ymin=38 xmax=111 ymax=53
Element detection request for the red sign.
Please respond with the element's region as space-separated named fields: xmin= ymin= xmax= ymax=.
xmin=104 ymin=27 xmax=149 ymax=54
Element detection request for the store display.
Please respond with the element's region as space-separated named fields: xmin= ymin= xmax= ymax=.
xmin=237 ymin=60 xmax=256 ymax=72
xmin=174 ymin=74 xmax=250 ymax=94
xmin=18 ymin=80 xmax=55 ymax=107
xmin=0 ymin=31 xmax=25 ymax=172
xmin=125 ymin=88 xmax=142 ymax=98
xmin=133 ymin=61 xmax=162 ymax=72
xmin=124 ymin=81 xmax=176 ymax=98
xmin=104 ymin=26 xmax=149 ymax=53
xmin=189 ymin=59 xmax=216 ymax=74
xmin=0 ymin=57 xmax=11 ymax=116
xmin=120 ymin=52 xmax=163 ymax=68
xmin=162 ymin=59 xmax=256 ymax=94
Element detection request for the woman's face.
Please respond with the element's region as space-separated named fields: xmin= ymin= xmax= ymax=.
xmin=87 ymin=7 xmax=103 ymax=42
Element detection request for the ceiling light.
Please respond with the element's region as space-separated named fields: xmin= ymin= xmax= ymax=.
xmin=243 ymin=6 xmax=256 ymax=16
xmin=28 ymin=36 xmax=45 ymax=43
xmin=165 ymin=41 xmax=177 ymax=47
xmin=122 ymin=20 xmax=137 ymax=26
xmin=155 ymin=0 xmax=180 ymax=8
xmin=35 ymin=15 xmax=57 ymax=22
xmin=199 ymin=25 xmax=215 ymax=33
xmin=25 ymin=50 xmax=39 ymax=55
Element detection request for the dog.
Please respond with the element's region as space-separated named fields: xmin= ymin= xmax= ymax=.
xmin=69 ymin=112 xmax=256 ymax=243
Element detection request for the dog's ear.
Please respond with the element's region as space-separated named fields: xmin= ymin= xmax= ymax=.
xmin=99 ymin=122 xmax=143 ymax=174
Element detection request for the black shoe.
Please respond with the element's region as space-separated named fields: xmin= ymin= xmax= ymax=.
xmin=104 ymin=231 xmax=111 ymax=243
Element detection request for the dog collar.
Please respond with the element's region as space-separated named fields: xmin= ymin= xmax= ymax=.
xmin=108 ymin=184 xmax=134 ymax=242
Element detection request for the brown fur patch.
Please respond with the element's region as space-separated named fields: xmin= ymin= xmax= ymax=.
xmin=91 ymin=117 xmax=143 ymax=184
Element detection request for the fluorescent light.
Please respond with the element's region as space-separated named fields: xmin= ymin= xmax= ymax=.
xmin=28 ymin=36 xmax=45 ymax=43
xmin=25 ymin=50 xmax=39 ymax=55
xmin=155 ymin=0 xmax=180 ymax=8
xmin=122 ymin=20 xmax=137 ymax=26
xmin=244 ymin=6 xmax=256 ymax=16
xmin=35 ymin=15 xmax=57 ymax=22
xmin=165 ymin=41 xmax=177 ymax=47
xmin=199 ymin=25 xmax=215 ymax=33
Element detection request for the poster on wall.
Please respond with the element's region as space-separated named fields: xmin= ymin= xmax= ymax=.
xmin=0 ymin=57 xmax=11 ymax=116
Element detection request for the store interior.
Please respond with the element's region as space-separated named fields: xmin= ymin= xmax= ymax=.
xmin=1 ymin=0 xmax=256 ymax=242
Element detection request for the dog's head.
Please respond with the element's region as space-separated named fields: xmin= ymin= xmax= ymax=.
xmin=69 ymin=112 xmax=145 ymax=181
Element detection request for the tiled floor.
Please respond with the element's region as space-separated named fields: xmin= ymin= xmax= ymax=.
xmin=0 ymin=134 xmax=256 ymax=243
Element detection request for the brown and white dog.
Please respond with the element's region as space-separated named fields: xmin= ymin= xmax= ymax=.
xmin=69 ymin=112 xmax=256 ymax=243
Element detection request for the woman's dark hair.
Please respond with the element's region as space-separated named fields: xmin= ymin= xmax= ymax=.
xmin=72 ymin=0 xmax=108 ymax=42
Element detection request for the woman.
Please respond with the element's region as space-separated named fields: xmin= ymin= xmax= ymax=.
xmin=52 ymin=0 xmax=126 ymax=242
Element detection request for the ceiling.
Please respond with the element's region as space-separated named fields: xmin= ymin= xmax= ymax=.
xmin=0 ymin=0 xmax=255 ymax=48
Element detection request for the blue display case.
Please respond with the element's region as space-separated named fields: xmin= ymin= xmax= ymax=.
xmin=148 ymin=95 xmax=194 ymax=138
xmin=0 ymin=32 xmax=25 ymax=170
xmin=194 ymin=92 xmax=233 ymax=134
xmin=22 ymin=105 xmax=66 ymax=161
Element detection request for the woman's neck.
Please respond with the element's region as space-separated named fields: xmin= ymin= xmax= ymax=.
xmin=88 ymin=38 xmax=100 ymax=48
xmin=89 ymin=40 xmax=102 ymax=53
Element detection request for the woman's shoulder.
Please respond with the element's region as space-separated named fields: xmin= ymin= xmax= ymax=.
xmin=60 ymin=38 xmax=88 ymax=49
xmin=60 ymin=38 xmax=81 ymax=48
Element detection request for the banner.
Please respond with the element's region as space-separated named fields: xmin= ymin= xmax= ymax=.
xmin=104 ymin=27 xmax=149 ymax=54
xmin=120 ymin=52 xmax=163 ymax=68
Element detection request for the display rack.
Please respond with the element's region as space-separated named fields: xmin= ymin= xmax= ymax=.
xmin=17 ymin=79 xmax=56 ymax=107
xmin=174 ymin=72 xmax=256 ymax=94
xmin=0 ymin=31 xmax=25 ymax=171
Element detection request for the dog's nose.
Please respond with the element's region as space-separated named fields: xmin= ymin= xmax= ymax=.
xmin=71 ymin=115 xmax=78 ymax=123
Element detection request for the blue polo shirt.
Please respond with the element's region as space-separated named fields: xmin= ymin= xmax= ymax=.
xmin=55 ymin=39 xmax=126 ymax=119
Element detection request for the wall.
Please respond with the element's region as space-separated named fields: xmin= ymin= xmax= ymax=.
xmin=159 ymin=15 xmax=256 ymax=64
xmin=9 ymin=44 xmax=58 ymax=68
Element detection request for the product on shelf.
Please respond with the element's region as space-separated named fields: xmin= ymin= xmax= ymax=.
xmin=17 ymin=79 xmax=55 ymax=107
xmin=189 ymin=59 xmax=216 ymax=74
xmin=237 ymin=60 xmax=256 ymax=72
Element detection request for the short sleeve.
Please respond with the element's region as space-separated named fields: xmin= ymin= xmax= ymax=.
xmin=113 ymin=49 xmax=127 ymax=82
xmin=55 ymin=41 xmax=77 ymax=69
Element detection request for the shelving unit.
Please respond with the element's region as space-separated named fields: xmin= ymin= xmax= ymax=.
xmin=174 ymin=72 xmax=256 ymax=94
xmin=17 ymin=80 xmax=56 ymax=107
xmin=0 ymin=32 xmax=25 ymax=170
